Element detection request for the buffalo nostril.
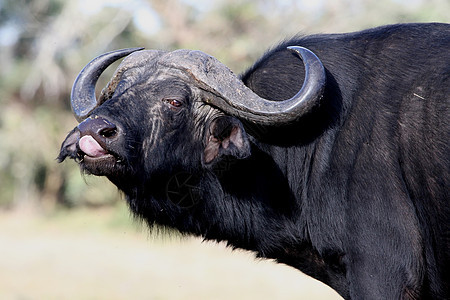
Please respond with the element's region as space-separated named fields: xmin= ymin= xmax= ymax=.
xmin=78 ymin=116 xmax=119 ymax=140
xmin=99 ymin=127 xmax=117 ymax=138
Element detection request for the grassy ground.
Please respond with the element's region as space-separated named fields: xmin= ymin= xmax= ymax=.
xmin=0 ymin=204 xmax=342 ymax=300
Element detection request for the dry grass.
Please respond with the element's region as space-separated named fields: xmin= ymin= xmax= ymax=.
xmin=0 ymin=206 xmax=342 ymax=300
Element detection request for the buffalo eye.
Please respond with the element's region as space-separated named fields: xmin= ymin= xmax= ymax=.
xmin=165 ymin=98 xmax=183 ymax=108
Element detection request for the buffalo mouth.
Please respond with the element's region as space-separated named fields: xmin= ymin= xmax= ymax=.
xmin=78 ymin=136 xmax=118 ymax=175
xmin=58 ymin=130 xmax=124 ymax=176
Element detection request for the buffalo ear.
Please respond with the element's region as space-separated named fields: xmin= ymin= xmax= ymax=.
xmin=204 ymin=116 xmax=250 ymax=165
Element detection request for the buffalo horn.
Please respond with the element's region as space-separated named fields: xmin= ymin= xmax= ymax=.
xmin=71 ymin=47 xmax=144 ymax=122
xmin=213 ymin=46 xmax=326 ymax=125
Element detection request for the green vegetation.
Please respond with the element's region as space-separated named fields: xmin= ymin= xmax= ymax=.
xmin=0 ymin=0 xmax=449 ymax=211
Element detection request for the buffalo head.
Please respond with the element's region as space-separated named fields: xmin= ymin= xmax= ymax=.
xmin=58 ymin=46 xmax=325 ymax=194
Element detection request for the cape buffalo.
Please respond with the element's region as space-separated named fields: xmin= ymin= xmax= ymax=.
xmin=59 ymin=23 xmax=449 ymax=299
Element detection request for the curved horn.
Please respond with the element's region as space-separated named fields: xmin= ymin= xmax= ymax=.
xmin=71 ymin=47 xmax=144 ymax=122
xmin=164 ymin=46 xmax=326 ymax=126
xmin=210 ymin=46 xmax=326 ymax=125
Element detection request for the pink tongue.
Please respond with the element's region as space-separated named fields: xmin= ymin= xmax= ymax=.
xmin=79 ymin=135 xmax=108 ymax=157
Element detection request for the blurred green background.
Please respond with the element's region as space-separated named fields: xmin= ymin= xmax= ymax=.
xmin=0 ymin=0 xmax=448 ymax=299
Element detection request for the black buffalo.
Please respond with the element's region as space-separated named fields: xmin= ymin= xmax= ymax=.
xmin=59 ymin=23 xmax=449 ymax=299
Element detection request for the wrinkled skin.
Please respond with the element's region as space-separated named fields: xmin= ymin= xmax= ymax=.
xmin=59 ymin=23 xmax=450 ymax=299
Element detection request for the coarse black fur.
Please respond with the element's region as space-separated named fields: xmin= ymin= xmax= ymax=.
xmin=59 ymin=23 xmax=449 ymax=299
